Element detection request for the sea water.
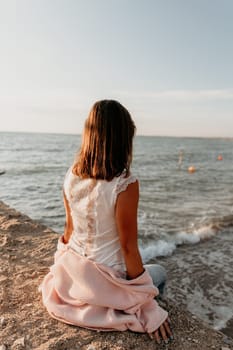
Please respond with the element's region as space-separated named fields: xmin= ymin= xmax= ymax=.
xmin=0 ymin=131 xmax=233 ymax=335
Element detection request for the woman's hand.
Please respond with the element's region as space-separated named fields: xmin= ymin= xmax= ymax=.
xmin=149 ymin=318 xmax=173 ymax=344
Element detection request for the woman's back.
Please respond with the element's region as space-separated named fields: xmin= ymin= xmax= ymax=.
xmin=39 ymin=100 xmax=171 ymax=343
xmin=64 ymin=166 xmax=137 ymax=272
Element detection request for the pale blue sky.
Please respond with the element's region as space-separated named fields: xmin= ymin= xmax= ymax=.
xmin=0 ymin=0 xmax=233 ymax=136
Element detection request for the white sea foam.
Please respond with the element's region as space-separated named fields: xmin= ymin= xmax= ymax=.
xmin=175 ymin=231 xmax=201 ymax=245
xmin=193 ymin=225 xmax=219 ymax=238
xmin=175 ymin=225 xmax=217 ymax=245
xmin=213 ymin=306 xmax=233 ymax=331
xmin=140 ymin=240 xmax=176 ymax=263
xmin=140 ymin=224 xmax=220 ymax=263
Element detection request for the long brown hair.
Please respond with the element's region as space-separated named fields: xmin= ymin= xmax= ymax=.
xmin=73 ymin=100 xmax=136 ymax=180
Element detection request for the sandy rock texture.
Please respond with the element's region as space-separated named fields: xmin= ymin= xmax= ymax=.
xmin=0 ymin=201 xmax=233 ymax=350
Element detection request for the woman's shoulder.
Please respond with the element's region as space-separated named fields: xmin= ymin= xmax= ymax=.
xmin=115 ymin=171 xmax=138 ymax=195
xmin=118 ymin=170 xmax=138 ymax=182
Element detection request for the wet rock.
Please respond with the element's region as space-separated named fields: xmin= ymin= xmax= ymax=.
xmin=223 ymin=336 xmax=233 ymax=345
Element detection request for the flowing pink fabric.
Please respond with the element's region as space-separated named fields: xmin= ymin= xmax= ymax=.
xmin=39 ymin=238 xmax=168 ymax=333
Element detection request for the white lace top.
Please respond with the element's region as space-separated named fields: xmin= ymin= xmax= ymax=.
xmin=63 ymin=167 xmax=137 ymax=273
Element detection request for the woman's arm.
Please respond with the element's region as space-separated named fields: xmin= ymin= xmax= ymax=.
xmin=116 ymin=181 xmax=173 ymax=343
xmin=62 ymin=190 xmax=73 ymax=244
xmin=115 ymin=180 xmax=144 ymax=279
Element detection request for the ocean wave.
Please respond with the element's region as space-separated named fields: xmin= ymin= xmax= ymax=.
xmin=140 ymin=240 xmax=176 ymax=262
xmin=140 ymin=214 xmax=233 ymax=263
xmin=187 ymin=214 xmax=233 ymax=240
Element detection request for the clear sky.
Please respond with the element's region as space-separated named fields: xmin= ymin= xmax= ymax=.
xmin=0 ymin=0 xmax=233 ymax=137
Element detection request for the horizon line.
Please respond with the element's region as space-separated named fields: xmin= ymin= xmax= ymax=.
xmin=0 ymin=129 xmax=232 ymax=140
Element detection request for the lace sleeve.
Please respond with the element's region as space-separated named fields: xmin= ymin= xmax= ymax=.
xmin=63 ymin=166 xmax=73 ymax=199
xmin=115 ymin=173 xmax=138 ymax=196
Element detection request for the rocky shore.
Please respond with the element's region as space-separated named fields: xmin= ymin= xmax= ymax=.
xmin=0 ymin=201 xmax=233 ymax=350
